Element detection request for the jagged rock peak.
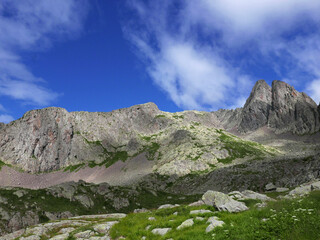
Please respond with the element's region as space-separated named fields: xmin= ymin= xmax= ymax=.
xmin=243 ymin=80 xmax=272 ymax=107
xmin=238 ymin=80 xmax=272 ymax=132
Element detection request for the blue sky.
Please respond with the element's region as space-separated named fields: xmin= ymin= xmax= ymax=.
xmin=0 ymin=0 xmax=320 ymax=123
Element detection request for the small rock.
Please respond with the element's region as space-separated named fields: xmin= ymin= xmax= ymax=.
xmin=158 ymin=204 xmax=180 ymax=209
xmin=148 ymin=217 xmax=156 ymax=221
xmin=145 ymin=225 xmax=151 ymax=230
xmin=196 ymin=217 xmax=205 ymax=221
xmin=13 ymin=190 xmax=28 ymax=198
xmin=151 ymin=228 xmax=171 ymax=236
xmin=265 ymin=183 xmax=276 ymax=191
xmin=177 ymin=219 xmax=194 ymax=230
xmin=255 ymin=202 xmax=267 ymax=208
xmin=188 ymin=200 xmax=205 ymax=206
xmin=276 ymin=187 xmax=289 ymax=192
xmin=94 ymin=221 xmax=118 ymax=233
xmin=206 ymin=216 xmax=224 ymax=233
xmin=134 ymin=208 xmax=148 ymax=213
xmin=173 ymin=212 xmax=178 ymax=216
xmin=190 ymin=209 xmax=213 ymax=215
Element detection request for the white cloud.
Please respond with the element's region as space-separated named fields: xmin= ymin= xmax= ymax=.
xmin=307 ymin=79 xmax=320 ymax=104
xmin=0 ymin=114 xmax=14 ymax=123
xmin=125 ymin=0 xmax=320 ymax=110
xmin=0 ymin=0 xmax=88 ymax=106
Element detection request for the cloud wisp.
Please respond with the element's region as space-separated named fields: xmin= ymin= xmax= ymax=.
xmin=124 ymin=0 xmax=320 ymax=110
xmin=0 ymin=0 xmax=88 ymax=119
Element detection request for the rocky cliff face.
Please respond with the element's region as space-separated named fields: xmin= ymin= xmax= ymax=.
xmin=215 ymin=80 xmax=320 ymax=135
xmin=0 ymin=103 xmax=231 ymax=173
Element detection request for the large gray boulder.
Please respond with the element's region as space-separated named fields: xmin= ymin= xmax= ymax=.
xmin=202 ymin=191 xmax=248 ymax=212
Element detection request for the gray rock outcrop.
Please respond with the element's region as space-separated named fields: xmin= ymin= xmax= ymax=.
xmin=202 ymin=190 xmax=248 ymax=212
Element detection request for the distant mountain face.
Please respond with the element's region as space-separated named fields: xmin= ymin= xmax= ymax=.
xmin=0 ymin=80 xmax=319 ymax=174
xmin=213 ymin=80 xmax=320 ymax=135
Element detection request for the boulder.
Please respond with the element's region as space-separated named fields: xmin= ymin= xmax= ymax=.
xmin=265 ymin=183 xmax=276 ymax=191
xmin=202 ymin=191 xmax=248 ymax=212
xmin=190 ymin=209 xmax=213 ymax=215
xmin=177 ymin=219 xmax=194 ymax=230
xmin=158 ymin=204 xmax=180 ymax=209
xmin=241 ymin=190 xmax=272 ymax=201
xmin=151 ymin=228 xmax=171 ymax=236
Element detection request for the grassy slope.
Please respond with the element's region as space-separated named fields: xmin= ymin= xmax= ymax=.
xmin=110 ymin=191 xmax=320 ymax=240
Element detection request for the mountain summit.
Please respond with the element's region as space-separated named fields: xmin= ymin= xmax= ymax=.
xmin=216 ymin=80 xmax=320 ymax=134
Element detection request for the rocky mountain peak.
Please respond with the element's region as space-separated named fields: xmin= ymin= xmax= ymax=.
xmin=216 ymin=80 xmax=320 ymax=134
xmin=244 ymin=79 xmax=272 ymax=106
xmin=238 ymin=80 xmax=272 ymax=132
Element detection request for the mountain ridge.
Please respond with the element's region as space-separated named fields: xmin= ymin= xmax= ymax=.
xmin=0 ymin=80 xmax=319 ymax=175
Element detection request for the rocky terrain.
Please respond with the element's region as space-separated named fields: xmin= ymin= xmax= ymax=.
xmin=0 ymin=80 xmax=320 ymax=238
xmin=2 ymin=180 xmax=320 ymax=239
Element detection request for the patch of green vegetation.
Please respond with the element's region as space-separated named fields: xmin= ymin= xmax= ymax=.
xmin=216 ymin=130 xmax=267 ymax=164
xmin=110 ymin=191 xmax=320 ymax=240
xmin=146 ymin=142 xmax=160 ymax=160
xmin=0 ymin=159 xmax=11 ymax=170
xmin=192 ymin=121 xmax=201 ymax=126
xmin=63 ymin=163 xmax=85 ymax=172
xmin=155 ymin=114 xmax=166 ymax=119
xmin=173 ymin=114 xmax=184 ymax=119
xmin=89 ymin=150 xmax=129 ymax=168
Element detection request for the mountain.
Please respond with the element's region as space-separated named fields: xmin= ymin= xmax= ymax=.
xmin=215 ymin=80 xmax=320 ymax=134
xmin=0 ymin=80 xmax=319 ymax=177
xmin=1 ymin=80 xmax=320 ymax=237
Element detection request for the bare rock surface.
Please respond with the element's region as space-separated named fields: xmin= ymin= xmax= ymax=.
xmin=0 ymin=214 xmax=120 ymax=240
xmin=214 ymin=80 xmax=320 ymax=135
xmin=202 ymin=191 xmax=248 ymax=212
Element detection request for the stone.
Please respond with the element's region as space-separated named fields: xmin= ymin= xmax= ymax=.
xmin=74 ymin=230 xmax=94 ymax=238
xmin=206 ymin=216 xmax=224 ymax=232
xmin=177 ymin=219 xmax=194 ymax=230
xmin=74 ymin=194 xmax=94 ymax=208
xmin=276 ymin=187 xmax=289 ymax=192
xmin=190 ymin=209 xmax=213 ymax=215
xmin=134 ymin=208 xmax=148 ymax=213
xmin=93 ymin=221 xmax=118 ymax=233
xmin=241 ymin=190 xmax=272 ymax=201
xmin=188 ymin=200 xmax=205 ymax=206
xmin=13 ymin=190 xmax=28 ymax=198
xmin=49 ymin=233 xmax=69 ymax=240
xmin=196 ymin=217 xmax=205 ymax=221
xmin=265 ymin=183 xmax=276 ymax=191
xmin=151 ymin=228 xmax=171 ymax=236
xmin=158 ymin=204 xmax=180 ymax=209
xmin=202 ymin=191 xmax=248 ymax=213
xmin=148 ymin=217 xmax=156 ymax=221
xmin=20 ymin=236 xmax=41 ymax=240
